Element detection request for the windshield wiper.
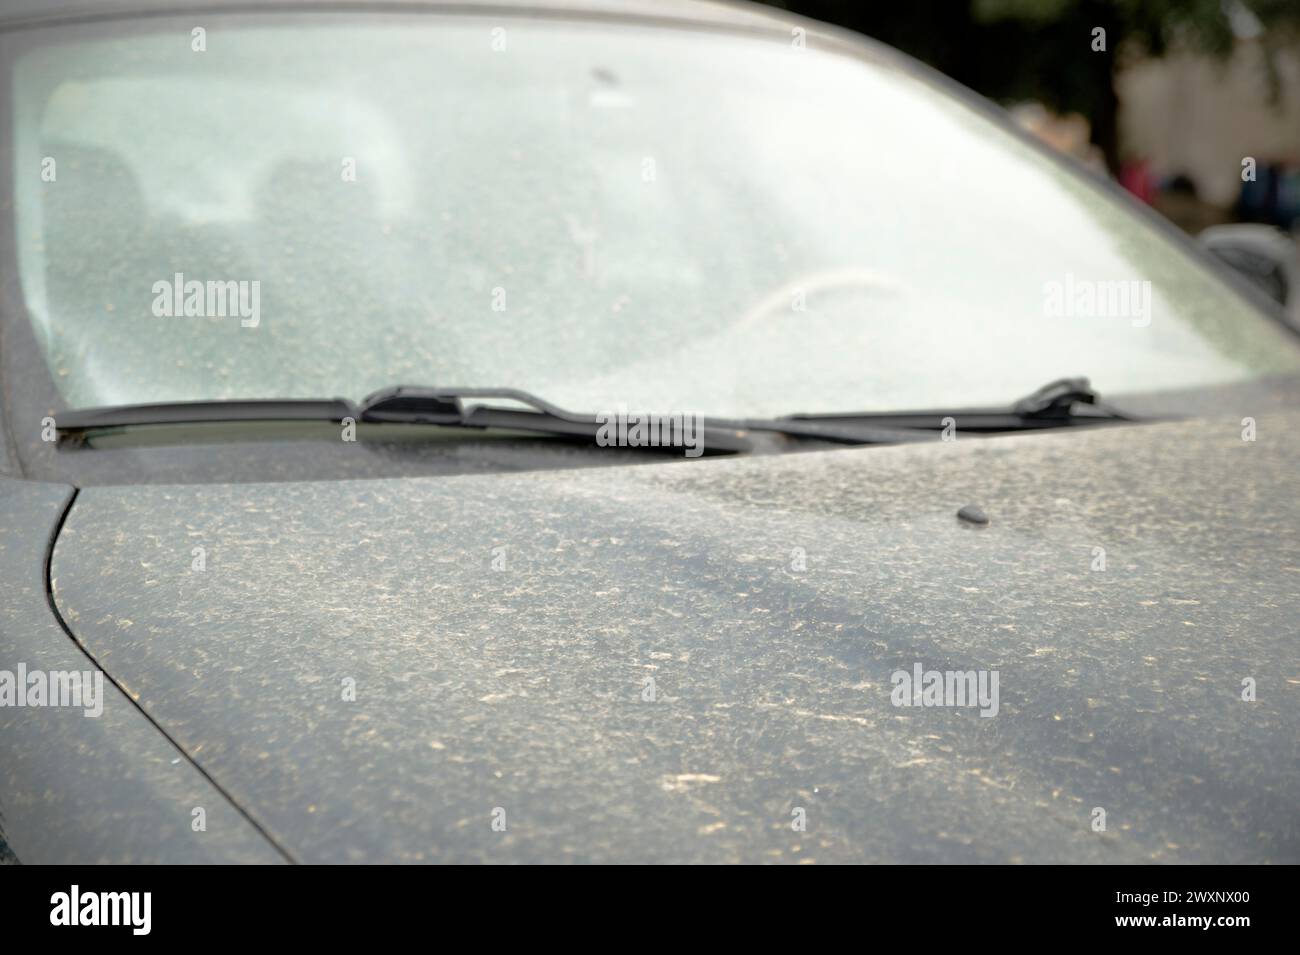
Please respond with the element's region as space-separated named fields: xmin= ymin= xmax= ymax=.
xmin=759 ymin=377 xmax=1133 ymax=436
xmin=54 ymin=385 xmax=762 ymax=453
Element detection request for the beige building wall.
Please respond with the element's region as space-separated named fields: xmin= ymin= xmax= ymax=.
xmin=1117 ymin=43 xmax=1300 ymax=207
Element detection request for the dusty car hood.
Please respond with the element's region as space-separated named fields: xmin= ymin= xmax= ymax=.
xmin=51 ymin=414 xmax=1300 ymax=863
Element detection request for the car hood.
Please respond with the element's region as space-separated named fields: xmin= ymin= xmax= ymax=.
xmin=51 ymin=413 xmax=1300 ymax=863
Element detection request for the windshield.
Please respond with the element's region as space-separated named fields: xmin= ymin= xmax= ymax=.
xmin=8 ymin=11 xmax=1300 ymax=418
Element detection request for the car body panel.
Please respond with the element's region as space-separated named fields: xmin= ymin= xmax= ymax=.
xmin=47 ymin=414 xmax=1300 ymax=863
xmin=0 ymin=477 xmax=285 ymax=863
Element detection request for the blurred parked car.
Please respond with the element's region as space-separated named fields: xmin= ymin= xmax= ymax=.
xmin=1200 ymin=223 xmax=1300 ymax=332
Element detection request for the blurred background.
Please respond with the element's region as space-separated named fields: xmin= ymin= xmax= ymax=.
xmin=759 ymin=0 xmax=1300 ymax=237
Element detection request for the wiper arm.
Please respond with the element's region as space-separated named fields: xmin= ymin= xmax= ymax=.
xmin=1009 ymin=377 xmax=1129 ymax=419
xmin=357 ymin=386 xmax=591 ymax=432
xmin=771 ymin=377 xmax=1132 ymax=435
xmin=363 ymin=387 xmax=932 ymax=446
xmin=358 ymin=385 xmax=763 ymax=453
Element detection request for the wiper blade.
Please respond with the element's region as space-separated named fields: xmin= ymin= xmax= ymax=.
xmin=54 ymin=385 xmax=756 ymax=453
xmin=56 ymin=397 xmax=356 ymax=432
xmin=53 ymin=387 xmax=579 ymax=433
xmin=772 ymin=377 xmax=1132 ymax=434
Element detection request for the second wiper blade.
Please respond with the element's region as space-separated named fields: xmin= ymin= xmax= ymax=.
xmin=775 ymin=377 xmax=1133 ymax=434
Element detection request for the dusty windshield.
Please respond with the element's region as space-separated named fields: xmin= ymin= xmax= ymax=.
xmin=9 ymin=13 xmax=1300 ymax=418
